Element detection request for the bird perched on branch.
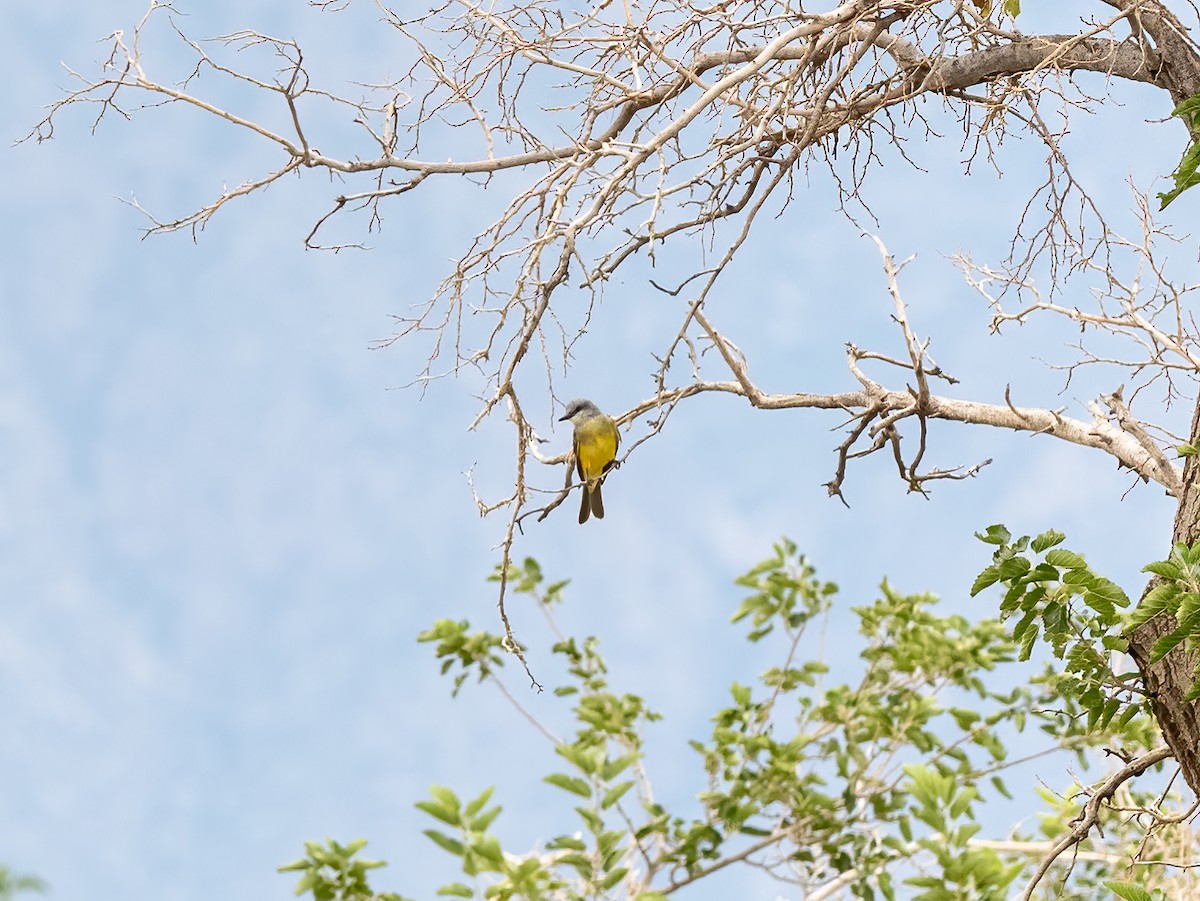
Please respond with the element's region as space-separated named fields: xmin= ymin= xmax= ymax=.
xmin=559 ymin=398 xmax=619 ymax=524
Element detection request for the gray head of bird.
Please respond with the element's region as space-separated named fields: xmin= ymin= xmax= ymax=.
xmin=559 ymin=398 xmax=601 ymax=423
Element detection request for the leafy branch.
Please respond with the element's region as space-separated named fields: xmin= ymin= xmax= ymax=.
xmin=280 ymin=536 xmax=1193 ymax=900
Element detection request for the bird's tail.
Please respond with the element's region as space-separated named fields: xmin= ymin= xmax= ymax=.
xmin=578 ymin=480 xmax=605 ymax=524
xmin=591 ymin=481 xmax=605 ymax=520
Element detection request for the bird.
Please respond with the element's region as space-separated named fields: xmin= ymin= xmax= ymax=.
xmin=558 ymin=398 xmax=619 ymax=524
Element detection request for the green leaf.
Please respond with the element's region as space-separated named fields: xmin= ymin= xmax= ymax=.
xmin=600 ymin=867 xmax=629 ymax=891
xmin=1045 ymin=549 xmax=1086 ymax=570
xmin=1098 ymin=697 xmax=1122 ymax=730
xmin=555 ymin=852 xmax=593 ymax=876
xmin=970 ymin=566 xmax=1000 ymax=596
xmin=472 ymin=836 xmax=504 ymax=866
xmin=1031 ymin=529 xmax=1065 ymax=553
xmin=416 ymin=801 xmax=462 ymax=828
xmin=1105 ymin=881 xmax=1153 ymax=901
xmin=470 ymin=806 xmax=502 ymax=833
xmin=975 ymin=524 xmax=1011 ymax=545
xmin=1042 ymin=600 xmax=1067 ymax=636
xmin=545 ymin=835 xmax=587 ymax=851
xmin=1062 ymin=567 xmax=1094 ymax=587
xmin=293 ymin=872 xmax=317 ymax=896
xmin=1174 ymin=94 xmax=1200 ymax=122
xmin=1180 ymin=592 xmax=1200 ymax=626
xmin=1028 ymin=563 xmax=1061 ymax=582
xmin=437 ymin=884 xmax=474 ymax=898
xmin=953 ymin=821 xmax=982 ymax=844
xmin=949 ymin=707 xmax=980 ymax=730
xmin=1144 ymin=561 xmax=1183 ymax=580
xmin=997 ymin=556 xmax=1031 ymax=580
xmin=949 ymin=787 xmax=976 ymax=819
xmin=1018 ymin=618 xmax=1038 ymax=661
xmin=1150 ymin=625 xmax=1190 ymax=662
xmin=424 ymin=830 xmax=466 ymax=857
xmin=1130 ymin=583 xmax=1183 ymax=628
xmin=906 ymin=875 xmax=946 ymax=889
xmin=464 ymin=787 xmax=495 ymax=819
xmin=545 ymin=773 xmax=593 ymax=798
xmin=1083 ymin=591 xmax=1116 ymax=622
xmin=556 ymin=743 xmax=600 ymax=775
xmin=430 ymin=785 xmax=461 ymax=811
xmin=1090 ymin=576 xmax=1131 ymax=610
xmin=1116 ymin=703 xmax=1142 ymax=730
xmin=601 ymin=781 xmax=635 ymax=810
xmin=1160 ymin=138 xmax=1200 ymax=209
xmin=730 ymin=597 xmax=762 ymax=624
xmin=600 ymin=754 xmax=637 ymax=781
xmin=576 ymin=806 xmax=605 ymax=834
xmin=1011 ymin=606 xmax=1039 ymax=646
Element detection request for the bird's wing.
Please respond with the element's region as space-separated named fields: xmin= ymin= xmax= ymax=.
xmin=601 ymin=418 xmax=619 ymax=477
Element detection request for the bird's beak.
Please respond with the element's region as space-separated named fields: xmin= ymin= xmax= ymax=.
xmin=558 ymin=413 xmax=570 ymax=422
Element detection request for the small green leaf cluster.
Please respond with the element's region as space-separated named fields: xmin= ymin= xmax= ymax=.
xmin=971 ymin=525 xmax=1149 ymax=738
xmin=1158 ymin=93 xmax=1200 ymax=209
xmin=688 ymin=547 xmax=1042 ymax=897
xmin=1132 ymin=540 xmax=1200 ymax=698
xmin=285 ymin=535 xmax=1182 ymax=900
xmin=420 ymin=561 xmax=660 ymax=900
xmin=417 ymin=559 xmax=574 ymax=697
xmin=537 ymin=633 xmax=659 ymax=898
xmin=278 ymin=839 xmax=408 ymax=901
xmin=730 ymin=538 xmax=836 ymax=641
xmin=417 ymin=620 xmax=506 ymax=697
xmin=489 ymin=558 xmax=571 ymax=608
xmin=418 ymin=784 xmax=572 ymax=901
xmin=902 ymin=764 xmax=1022 ymax=900
xmin=551 ymin=633 xmax=660 ymax=743
xmin=537 ymin=747 xmax=640 ymax=898
xmin=418 ymin=786 xmax=506 ymax=883
xmin=407 ymin=545 xmax=1058 ymax=898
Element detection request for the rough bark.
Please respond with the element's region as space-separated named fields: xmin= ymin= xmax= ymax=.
xmin=1102 ymin=0 xmax=1200 ymax=108
xmin=931 ymin=34 xmax=1163 ymax=89
xmin=1128 ymin=396 xmax=1200 ymax=796
xmin=982 ymin=0 xmax=1200 ymax=799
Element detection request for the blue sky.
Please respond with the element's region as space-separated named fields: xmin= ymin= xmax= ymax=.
xmin=3 ymin=2 xmax=1195 ymax=899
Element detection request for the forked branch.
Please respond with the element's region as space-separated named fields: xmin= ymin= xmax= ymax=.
xmin=1019 ymin=746 xmax=1174 ymax=900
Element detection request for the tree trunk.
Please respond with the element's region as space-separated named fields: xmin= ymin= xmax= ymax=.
xmin=1127 ymin=396 xmax=1200 ymax=795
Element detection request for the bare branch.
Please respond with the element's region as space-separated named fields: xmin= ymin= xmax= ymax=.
xmin=1020 ymin=746 xmax=1174 ymax=900
xmin=33 ymin=1 xmax=1200 ymax=647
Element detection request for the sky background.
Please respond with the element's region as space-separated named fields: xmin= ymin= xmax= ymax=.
xmin=3 ymin=1 xmax=1197 ymax=899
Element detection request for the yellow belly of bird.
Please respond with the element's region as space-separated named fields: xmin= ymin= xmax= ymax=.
xmin=577 ymin=426 xmax=617 ymax=482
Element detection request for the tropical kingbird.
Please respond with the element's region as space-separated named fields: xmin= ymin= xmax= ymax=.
xmin=559 ymin=398 xmax=619 ymax=524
